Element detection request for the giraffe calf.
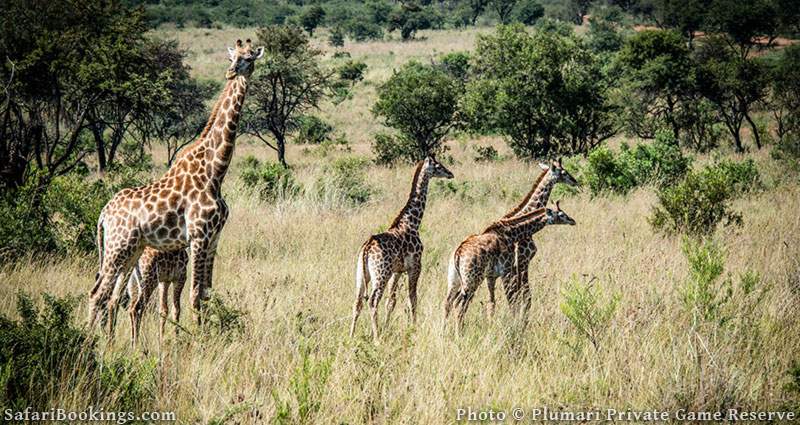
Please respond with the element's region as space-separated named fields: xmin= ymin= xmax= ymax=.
xmin=107 ymin=247 xmax=188 ymax=346
xmin=444 ymin=203 xmax=576 ymax=333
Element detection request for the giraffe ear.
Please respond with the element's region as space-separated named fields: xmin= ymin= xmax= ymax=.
xmin=254 ymin=46 xmax=265 ymax=60
xmin=227 ymin=47 xmax=237 ymax=61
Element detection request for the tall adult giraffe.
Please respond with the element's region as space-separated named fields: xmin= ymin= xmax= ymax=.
xmin=349 ymin=156 xmax=454 ymax=341
xmin=89 ymin=39 xmax=265 ymax=331
xmin=499 ymin=159 xmax=578 ymax=316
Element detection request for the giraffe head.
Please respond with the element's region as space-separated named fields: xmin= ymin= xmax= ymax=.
xmin=546 ymin=201 xmax=576 ymax=225
xmin=423 ymin=155 xmax=454 ymax=179
xmin=226 ymin=39 xmax=265 ymax=80
xmin=539 ymin=157 xmax=579 ymax=186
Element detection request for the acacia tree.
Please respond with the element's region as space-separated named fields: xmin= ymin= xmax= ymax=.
xmin=770 ymin=45 xmax=800 ymax=143
xmin=0 ymin=0 xmax=156 ymax=188
xmin=372 ymin=61 xmax=461 ymax=158
xmin=463 ymin=25 xmax=617 ymax=158
xmin=491 ymin=0 xmax=518 ymax=24
xmin=696 ymin=38 xmax=770 ymax=151
xmin=241 ymin=25 xmax=335 ymax=168
xmin=616 ymin=30 xmax=697 ymax=141
xmin=300 ymin=5 xmax=326 ymax=36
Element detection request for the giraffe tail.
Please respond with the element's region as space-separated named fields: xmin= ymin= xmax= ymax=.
xmin=355 ymin=240 xmax=370 ymax=300
xmin=91 ymin=212 xmax=105 ymax=296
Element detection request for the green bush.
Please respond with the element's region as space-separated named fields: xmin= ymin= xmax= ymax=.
xmin=438 ymin=51 xmax=471 ymax=82
xmin=0 ymin=168 xmax=147 ymax=262
xmin=560 ymin=277 xmax=619 ymax=352
xmin=346 ymin=20 xmax=384 ymax=41
xmin=295 ymin=115 xmax=334 ymax=145
xmin=649 ymin=159 xmax=760 ymax=236
xmin=582 ymin=132 xmax=691 ymax=195
xmin=240 ymin=157 xmax=302 ymax=202
xmin=371 ymin=132 xmax=419 ymax=166
xmin=316 ymin=157 xmax=373 ymax=206
xmin=338 ymin=60 xmax=367 ymax=84
xmin=473 ymin=145 xmax=500 ymax=162
xmin=0 ymin=293 xmax=155 ymax=411
xmin=200 ymin=292 xmax=247 ymax=342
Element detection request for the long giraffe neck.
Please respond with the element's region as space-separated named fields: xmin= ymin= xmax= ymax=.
xmin=503 ymin=168 xmax=558 ymax=219
xmin=389 ymin=162 xmax=430 ymax=232
xmin=487 ymin=208 xmax=548 ymax=240
xmin=171 ymin=76 xmax=248 ymax=189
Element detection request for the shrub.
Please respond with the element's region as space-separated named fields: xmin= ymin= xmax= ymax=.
xmin=0 ymin=293 xmax=155 ymax=412
xmin=513 ymin=0 xmax=544 ymax=25
xmin=295 ymin=115 xmax=334 ymax=145
xmin=437 ymin=51 xmax=471 ymax=83
xmin=473 ymin=145 xmax=500 ymax=162
xmin=371 ymin=132 xmax=419 ymax=166
xmin=200 ymin=292 xmax=247 ymax=341
xmin=649 ymin=159 xmax=760 ymax=235
xmin=346 ymin=20 xmax=383 ymax=41
xmin=582 ymin=132 xmax=691 ymax=195
xmin=560 ymin=277 xmax=619 ymax=352
xmin=338 ymin=60 xmax=367 ymax=84
xmin=329 ymin=26 xmax=345 ymax=47
xmin=680 ymin=239 xmax=732 ymax=325
xmin=240 ymin=157 xmax=302 ymax=202
xmin=316 ymin=157 xmax=373 ymax=206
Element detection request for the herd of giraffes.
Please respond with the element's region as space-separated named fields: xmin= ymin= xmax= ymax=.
xmin=87 ymin=39 xmax=579 ymax=346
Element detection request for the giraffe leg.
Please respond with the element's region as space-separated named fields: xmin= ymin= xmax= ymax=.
xmin=172 ymin=273 xmax=186 ymax=337
xmin=368 ymin=269 xmax=392 ymax=342
xmin=189 ymin=239 xmax=211 ymax=325
xmin=158 ymin=281 xmax=170 ymax=346
xmin=455 ymin=290 xmax=475 ymax=336
xmin=89 ymin=248 xmax=136 ymax=332
xmin=350 ymin=248 xmax=371 ymax=338
xmin=406 ymin=260 xmax=422 ymax=325
xmin=106 ymin=272 xmax=128 ymax=338
xmin=383 ymin=273 xmax=400 ymax=327
xmin=486 ymin=276 xmax=497 ymax=319
xmin=130 ymin=265 xmax=157 ymax=348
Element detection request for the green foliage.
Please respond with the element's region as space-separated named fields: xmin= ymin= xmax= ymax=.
xmin=300 ymin=5 xmax=326 ymax=36
xmin=473 ymin=145 xmax=501 ymax=162
xmin=271 ymin=339 xmax=332 ymax=424
xmin=586 ymin=4 xmax=628 ymax=53
xmin=616 ymin=29 xmax=698 ymax=141
xmin=316 ymin=157 xmax=373 ymax=206
xmin=649 ymin=159 xmax=761 ymax=235
xmin=346 ymin=20 xmax=384 ymax=41
xmin=560 ymin=277 xmax=620 ymax=351
xmin=680 ymin=238 xmax=733 ymax=324
xmin=338 ymin=60 xmax=368 ymax=84
xmin=582 ymin=132 xmax=692 ymax=195
xmin=200 ymin=292 xmax=247 ymax=341
xmin=242 ymin=25 xmax=335 ymax=167
xmin=373 ymin=61 xmax=461 ymax=156
xmin=329 ymin=25 xmax=346 ymax=47
xmin=771 ymin=45 xmax=800 ymax=148
xmin=387 ymin=5 xmax=443 ymax=40
xmin=513 ymin=0 xmax=544 ymax=25
xmin=371 ymin=132 xmax=419 ymax=166
xmin=437 ymin=51 xmax=471 ymax=82
xmin=464 ymin=24 xmax=617 ymax=158
xmin=0 ymin=293 xmax=155 ymax=411
xmin=295 ymin=116 xmax=334 ymax=145
xmin=240 ymin=157 xmax=302 ymax=202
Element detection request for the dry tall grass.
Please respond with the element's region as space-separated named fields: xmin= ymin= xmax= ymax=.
xmin=1 ymin=27 xmax=799 ymax=424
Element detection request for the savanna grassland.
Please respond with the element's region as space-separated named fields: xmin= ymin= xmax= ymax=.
xmin=2 ymin=26 xmax=800 ymax=424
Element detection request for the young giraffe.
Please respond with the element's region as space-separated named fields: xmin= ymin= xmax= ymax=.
xmin=349 ymin=156 xmax=454 ymax=340
xmin=444 ymin=203 xmax=576 ymax=333
xmin=106 ymin=248 xmax=188 ymax=345
xmin=114 ymin=248 xmax=188 ymax=346
xmin=499 ymin=158 xmax=578 ymax=315
xmin=90 ymin=39 xmax=265 ymax=332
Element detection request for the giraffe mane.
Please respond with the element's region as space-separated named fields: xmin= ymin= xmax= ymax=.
xmin=502 ymin=166 xmax=550 ymax=219
xmin=485 ymin=206 xmax=547 ymax=233
xmin=389 ymin=160 xmax=425 ymax=229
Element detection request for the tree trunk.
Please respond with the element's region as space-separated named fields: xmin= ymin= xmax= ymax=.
xmin=743 ymin=112 xmax=762 ymax=150
xmin=276 ymin=134 xmax=288 ymax=168
xmin=91 ymin=123 xmax=107 ymax=173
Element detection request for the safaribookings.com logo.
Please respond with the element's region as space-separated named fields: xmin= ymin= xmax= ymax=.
xmin=455 ymin=406 xmax=798 ymax=422
xmin=4 ymin=407 xmax=176 ymax=424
